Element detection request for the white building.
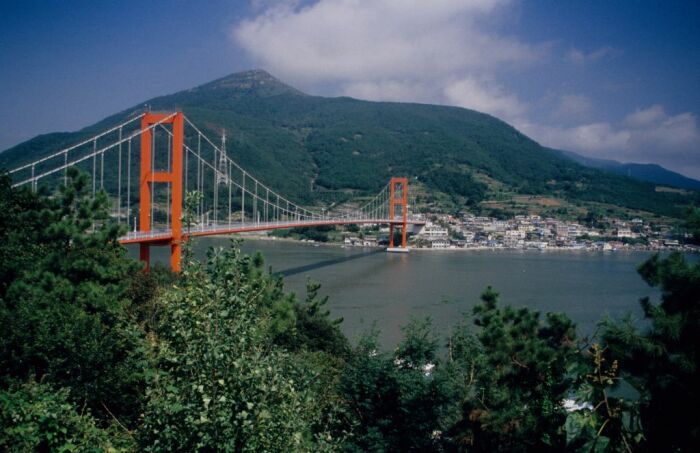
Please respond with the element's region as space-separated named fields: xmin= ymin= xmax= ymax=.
xmin=420 ymin=223 xmax=449 ymax=239
xmin=430 ymin=238 xmax=451 ymax=249
xmin=615 ymin=228 xmax=636 ymax=238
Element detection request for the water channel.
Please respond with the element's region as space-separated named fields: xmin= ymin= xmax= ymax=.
xmin=133 ymin=237 xmax=663 ymax=348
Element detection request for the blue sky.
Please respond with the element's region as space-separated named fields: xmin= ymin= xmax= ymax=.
xmin=1 ymin=0 xmax=699 ymax=177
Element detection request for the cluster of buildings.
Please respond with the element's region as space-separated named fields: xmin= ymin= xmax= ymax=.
xmin=409 ymin=214 xmax=694 ymax=251
xmin=344 ymin=235 xmax=380 ymax=247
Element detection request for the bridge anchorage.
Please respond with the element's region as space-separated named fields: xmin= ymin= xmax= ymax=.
xmin=9 ymin=111 xmax=424 ymax=272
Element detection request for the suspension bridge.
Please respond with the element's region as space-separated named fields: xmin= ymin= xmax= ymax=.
xmin=8 ymin=111 xmax=423 ymax=271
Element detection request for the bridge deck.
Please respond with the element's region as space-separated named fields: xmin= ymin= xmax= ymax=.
xmin=119 ymin=218 xmax=425 ymax=244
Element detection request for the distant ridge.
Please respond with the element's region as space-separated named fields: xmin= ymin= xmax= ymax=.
xmin=557 ymin=150 xmax=700 ymax=191
xmin=1 ymin=69 xmax=698 ymax=219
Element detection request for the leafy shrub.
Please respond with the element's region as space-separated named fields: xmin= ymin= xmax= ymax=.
xmin=0 ymin=380 xmax=134 ymax=452
xmin=139 ymin=244 xmax=337 ymax=451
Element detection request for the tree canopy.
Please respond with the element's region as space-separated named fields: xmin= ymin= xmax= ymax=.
xmin=0 ymin=170 xmax=698 ymax=451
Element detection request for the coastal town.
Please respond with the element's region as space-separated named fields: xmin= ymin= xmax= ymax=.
xmin=340 ymin=213 xmax=699 ymax=252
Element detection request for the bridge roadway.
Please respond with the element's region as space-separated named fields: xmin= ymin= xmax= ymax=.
xmin=119 ymin=218 xmax=426 ymax=245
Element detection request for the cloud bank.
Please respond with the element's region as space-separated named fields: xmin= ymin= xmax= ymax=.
xmin=518 ymin=106 xmax=700 ymax=176
xmin=232 ymin=0 xmax=700 ymax=178
xmin=233 ymin=0 xmax=540 ymax=115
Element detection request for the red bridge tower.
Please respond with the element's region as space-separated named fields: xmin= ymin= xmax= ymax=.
xmin=388 ymin=177 xmax=408 ymax=249
xmin=139 ymin=112 xmax=184 ymax=272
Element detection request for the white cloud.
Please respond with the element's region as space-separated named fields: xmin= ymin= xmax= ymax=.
xmin=233 ymin=0 xmax=543 ymax=104
xmin=553 ymin=94 xmax=593 ymax=119
xmin=624 ymin=104 xmax=666 ymax=127
xmin=566 ymin=46 xmax=621 ymax=65
xmin=520 ymin=106 xmax=700 ymax=177
xmin=249 ymin=0 xmax=301 ymax=12
xmin=444 ymin=77 xmax=527 ymax=119
xmin=518 ymin=121 xmax=630 ymax=154
xmin=630 ymin=111 xmax=700 ymax=153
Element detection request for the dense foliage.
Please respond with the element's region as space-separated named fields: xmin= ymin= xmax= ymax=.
xmin=339 ymin=320 xmax=454 ymax=451
xmin=447 ymin=288 xmax=578 ymax=451
xmin=686 ymin=207 xmax=700 ymax=243
xmin=421 ymin=167 xmax=487 ymax=206
xmin=601 ymin=252 xmax=700 ymax=451
xmin=139 ymin=245 xmax=338 ymax=451
xmin=274 ymin=224 xmax=337 ymax=243
xmin=1 ymin=172 xmax=698 ymax=451
xmin=0 ymin=380 xmax=134 ymax=451
xmin=0 ymin=169 xmax=146 ymax=427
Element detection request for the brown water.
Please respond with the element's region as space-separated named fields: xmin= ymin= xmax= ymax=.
xmin=133 ymin=238 xmax=659 ymax=347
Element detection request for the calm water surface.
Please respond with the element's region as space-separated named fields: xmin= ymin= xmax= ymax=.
xmin=133 ymin=238 xmax=663 ymax=348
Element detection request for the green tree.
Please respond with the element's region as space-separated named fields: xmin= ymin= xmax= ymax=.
xmin=273 ymin=279 xmax=349 ymax=357
xmin=0 ymin=173 xmax=47 ymax=298
xmin=125 ymin=262 xmax=177 ymax=333
xmin=0 ymin=168 xmax=147 ymax=427
xmin=339 ymin=319 xmax=453 ymax=452
xmin=139 ymin=243 xmax=337 ymax=452
xmin=601 ymin=252 xmax=700 ymax=451
xmin=685 ymin=207 xmax=700 ymax=244
xmin=448 ymin=287 xmax=578 ymax=452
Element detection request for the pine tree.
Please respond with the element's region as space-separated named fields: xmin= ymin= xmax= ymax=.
xmin=448 ymin=287 xmax=578 ymax=452
xmin=602 ymin=252 xmax=700 ymax=451
xmin=0 ymin=168 xmax=146 ymax=427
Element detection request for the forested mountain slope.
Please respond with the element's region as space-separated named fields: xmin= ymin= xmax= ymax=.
xmin=2 ymin=70 xmax=696 ymax=218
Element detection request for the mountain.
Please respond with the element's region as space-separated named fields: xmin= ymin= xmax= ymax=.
xmin=1 ymin=69 xmax=697 ymax=219
xmin=558 ymin=150 xmax=700 ymax=191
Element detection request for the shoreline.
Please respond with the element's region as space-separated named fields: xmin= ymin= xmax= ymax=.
xmin=228 ymin=233 xmax=696 ymax=254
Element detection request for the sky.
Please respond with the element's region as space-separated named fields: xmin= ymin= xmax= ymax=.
xmin=1 ymin=0 xmax=699 ymax=178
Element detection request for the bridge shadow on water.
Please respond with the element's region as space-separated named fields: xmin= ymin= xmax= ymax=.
xmin=275 ymin=248 xmax=385 ymax=278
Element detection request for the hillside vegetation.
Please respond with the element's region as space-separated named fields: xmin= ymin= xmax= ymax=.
xmin=1 ymin=174 xmax=699 ymax=451
xmin=1 ymin=69 xmax=697 ymax=218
